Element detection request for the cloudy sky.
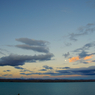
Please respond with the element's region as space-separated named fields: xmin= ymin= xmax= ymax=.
xmin=0 ymin=0 xmax=95 ymax=79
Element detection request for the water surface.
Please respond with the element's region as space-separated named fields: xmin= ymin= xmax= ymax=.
xmin=0 ymin=82 xmax=95 ymax=95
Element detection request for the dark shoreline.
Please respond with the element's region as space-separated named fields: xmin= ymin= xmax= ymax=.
xmin=0 ymin=79 xmax=95 ymax=82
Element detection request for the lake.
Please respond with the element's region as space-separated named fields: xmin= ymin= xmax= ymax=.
xmin=0 ymin=82 xmax=95 ymax=95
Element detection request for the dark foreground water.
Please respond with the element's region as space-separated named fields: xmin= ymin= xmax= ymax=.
xmin=0 ymin=82 xmax=95 ymax=95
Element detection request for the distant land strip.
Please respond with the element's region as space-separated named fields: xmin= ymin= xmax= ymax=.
xmin=0 ymin=79 xmax=95 ymax=82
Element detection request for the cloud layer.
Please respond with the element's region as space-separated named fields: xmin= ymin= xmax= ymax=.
xmin=73 ymin=41 xmax=95 ymax=52
xmin=69 ymin=23 xmax=95 ymax=41
xmin=56 ymin=66 xmax=95 ymax=76
xmin=0 ymin=53 xmax=54 ymax=66
xmin=63 ymin=52 xmax=70 ymax=58
xmin=16 ymin=38 xmax=49 ymax=46
xmin=39 ymin=65 xmax=53 ymax=71
xmin=15 ymin=38 xmax=50 ymax=53
xmin=20 ymin=66 xmax=95 ymax=76
xmin=16 ymin=44 xmax=49 ymax=53
xmin=68 ymin=41 xmax=95 ymax=63
xmin=69 ymin=54 xmax=94 ymax=63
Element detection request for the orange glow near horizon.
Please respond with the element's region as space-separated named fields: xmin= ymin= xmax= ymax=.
xmin=0 ymin=74 xmax=82 ymax=79
xmin=27 ymin=74 xmax=82 ymax=79
xmin=43 ymin=74 xmax=82 ymax=78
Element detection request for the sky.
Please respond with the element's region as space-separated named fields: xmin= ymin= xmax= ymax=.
xmin=0 ymin=0 xmax=95 ymax=79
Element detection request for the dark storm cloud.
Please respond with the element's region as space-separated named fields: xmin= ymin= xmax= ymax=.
xmin=63 ymin=52 xmax=70 ymax=58
xmin=16 ymin=44 xmax=49 ymax=53
xmin=69 ymin=23 xmax=95 ymax=41
xmin=16 ymin=38 xmax=49 ymax=46
xmin=0 ymin=53 xmax=54 ymax=66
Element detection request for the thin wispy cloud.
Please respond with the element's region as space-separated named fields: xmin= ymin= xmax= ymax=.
xmin=14 ymin=66 xmax=33 ymax=72
xmin=63 ymin=52 xmax=70 ymax=58
xmin=16 ymin=38 xmax=49 ymax=46
xmin=14 ymin=66 xmax=25 ymax=69
xmin=68 ymin=23 xmax=95 ymax=41
xmin=16 ymin=44 xmax=49 ymax=53
xmin=20 ymin=72 xmax=43 ymax=76
xmin=39 ymin=69 xmax=47 ymax=71
xmin=64 ymin=42 xmax=72 ymax=46
xmin=0 ymin=48 xmax=9 ymax=55
xmin=0 ymin=51 xmax=5 ymax=55
xmin=15 ymin=38 xmax=50 ymax=53
xmin=86 ymin=0 xmax=95 ymax=8
xmin=20 ymin=66 xmax=95 ymax=76
xmin=43 ymin=65 xmax=53 ymax=70
xmin=57 ymin=67 xmax=70 ymax=69
xmin=73 ymin=41 xmax=95 ymax=52
xmin=39 ymin=65 xmax=53 ymax=71
xmin=2 ymin=74 xmax=12 ymax=76
xmin=3 ymin=70 xmax=11 ymax=72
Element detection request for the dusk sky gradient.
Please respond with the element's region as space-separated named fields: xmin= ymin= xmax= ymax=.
xmin=0 ymin=0 xmax=95 ymax=79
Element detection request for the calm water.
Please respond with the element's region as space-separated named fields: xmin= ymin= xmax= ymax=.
xmin=0 ymin=82 xmax=95 ymax=95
